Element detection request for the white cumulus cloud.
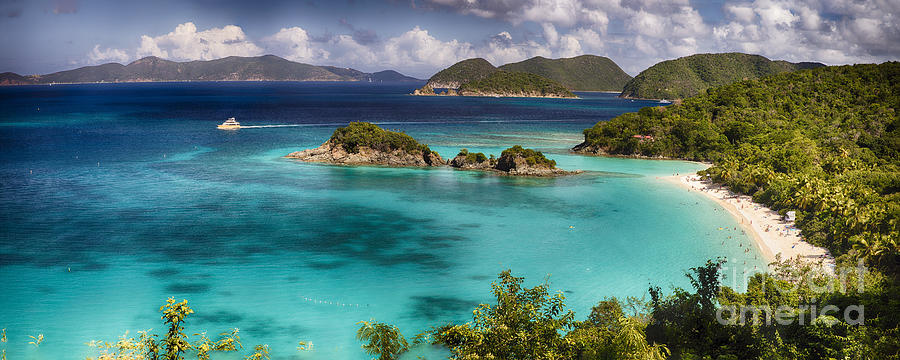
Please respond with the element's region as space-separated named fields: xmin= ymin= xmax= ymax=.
xmin=381 ymin=26 xmax=476 ymax=73
xmin=88 ymin=45 xmax=129 ymax=64
xmin=264 ymin=27 xmax=329 ymax=62
xmin=135 ymin=22 xmax=263 ymax=61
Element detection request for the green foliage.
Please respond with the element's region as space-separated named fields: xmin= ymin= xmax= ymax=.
xmin=426 ymin=58 xmax=498 ymax=87
xmin=330 ymin=122 xmax=433 ymax=155
xmin=160 ymin=298 xmax=193 ymax=360
xmin=456 ymin=148 xmax=489 ymax=164
xmin=499 ymin=55 xmax=632 ymax=91
xmin=244 ymin=345 xmax=269 ymax=360
xmin=193 ymin=329 xmax=241 ymax=360
xmin=429 ymin=270 xmax=576 ymax=359
xmin=86 ymin=329 xmax=161 ymax=360
xmin=584 ymin=63 xmax=900 ymax=357
xmin=569 ymin=316 xmax=670 ymax=360
xmin=355 ymin=320 xmax=408 ymax=360
xmin=621 ymin=52 xmax=824 ymax=100
xmin=87 ymin=301 xmax=249 ymax=360
xmin=501 ymin=145 xmax=557 ymax=168
xmin=581 ymin=63 xmax=900 ymax=271
xmin=425 ymin=270 xmax=667 ymax=359
xmin=459 ymin=71 xmax=576 ymax=98
xmin=646 ymin=260 xmax=732 ymax=357
xmin=647 ymin=257 xmax=900 ymax=359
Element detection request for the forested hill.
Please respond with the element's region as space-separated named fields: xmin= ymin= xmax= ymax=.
xmin=498 ymin=55 xmax=632 ymax=91
xmin=620 ymin=53 xmax=824 ymax=100
xmin=0 ymin=55 xmax=422 ymax=85
xmin=458 ymin=71 xmax=575 ymax=98
xmin=422 ymin=58 xmax=499 ymax=89
xmin=577 ymin=62 xmax=900 ymax=271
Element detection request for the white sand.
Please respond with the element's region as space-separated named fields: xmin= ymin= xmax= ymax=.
xmin=662 ymin=174 xmax=834 ymax=270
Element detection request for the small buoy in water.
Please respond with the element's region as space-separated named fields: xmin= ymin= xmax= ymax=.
xmin=569 ymin=225 xmax=574 ymax=229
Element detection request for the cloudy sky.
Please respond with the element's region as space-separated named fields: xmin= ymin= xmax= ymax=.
xmin=1 ymin=0 xmax=897 ymax=78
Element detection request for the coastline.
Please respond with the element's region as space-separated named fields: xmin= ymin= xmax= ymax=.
xmin=661 ymin=173 xmax=834 ymax=270
xmin=409 ymin=93 xmax=578 ymax=99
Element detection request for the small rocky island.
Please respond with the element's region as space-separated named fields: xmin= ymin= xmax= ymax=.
xmin=286 ymin=122 xmax=445 ymax=166
xmin=449 ymin=147 xmax=579 ymax=176
xmin=287 ymin=122 xmax=579 ymax=176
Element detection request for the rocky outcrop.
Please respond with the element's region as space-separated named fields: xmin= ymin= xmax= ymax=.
xmin=286 ymin=140 xmax=445 ymax=167
xmin=456 ymin=90 xmax=575 ymax=98
xmin=448 ymin=154 xmax=492 ymax=170
xmin=571 ymin=141 xmax=605 ymax=155
xmin=448 ymin=148 xmax=580 ymax=177
xmin=494 ymin=153 xmax=578 ymax=176
xmin=412 ymin=85 xmax=459 ymax=96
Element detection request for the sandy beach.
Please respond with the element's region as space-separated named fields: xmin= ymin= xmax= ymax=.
xmin=662 ymin=173 xmax=835 ymax=270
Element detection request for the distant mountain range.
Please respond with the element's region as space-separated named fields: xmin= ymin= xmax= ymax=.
xmin=621 ymin=53 xmax=825 ymax=100
xmin=2 ymin=52 xmax=829 ymax=102
xmin=420 ymin=55 xmax=632 ymax=93
xmin=0 ymin=55 xmax=422 ymax=85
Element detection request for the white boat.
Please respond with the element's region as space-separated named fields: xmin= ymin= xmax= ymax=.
xmin=659 ymin=99 xmax=672 ymax=104
xmin=217 ymin=117 xmax=240 ymax=130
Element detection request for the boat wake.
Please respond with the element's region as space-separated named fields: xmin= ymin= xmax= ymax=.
xmin=235 ymin=124 xmax=307 ymax=128
xmin=234 ymin=119 xmax=587 ymax=129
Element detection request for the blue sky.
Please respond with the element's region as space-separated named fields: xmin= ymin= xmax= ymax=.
xmin=1 ymin=0 xmax=897 ymax=78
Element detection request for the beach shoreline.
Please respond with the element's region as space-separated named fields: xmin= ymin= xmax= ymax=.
xmin=661 ymin=173 xmax=834 ymax=270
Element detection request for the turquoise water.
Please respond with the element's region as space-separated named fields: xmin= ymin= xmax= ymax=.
xmin=0 ymin=83 xmax=765 ymax=359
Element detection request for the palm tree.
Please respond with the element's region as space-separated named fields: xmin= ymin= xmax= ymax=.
xmin=356 ymin=320 xmax=408 ymax=360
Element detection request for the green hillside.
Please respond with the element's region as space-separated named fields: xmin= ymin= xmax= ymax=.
xmin=499 ymin=55 xmax=631 ymax=91
xmin=424 ymin=58 xmax=498 ymax=88
xmin=578 ymin=62 xmax=900 ymax=268
xmin=621 ymin=53 xmax=824 ymax=100
xmin=33 ymin=63 xmax=129 ymax=83
xmin=458 ymin=71 xmax=575 ymax=98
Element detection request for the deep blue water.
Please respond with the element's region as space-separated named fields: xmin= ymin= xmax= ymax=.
xmin=0 ymin=82 xmax=765 ymax=359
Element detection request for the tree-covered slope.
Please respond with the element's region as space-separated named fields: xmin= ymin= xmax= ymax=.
xmin=423 ymin=58 xmax=498 ymax=88
xmin=577 ymin=62 xmax=900 ymax=268
xmin=458 ymin=71 xmax=575 ymax=98
xmin=33 ymin=63 xmax=129 ymax=83
xmin=499 ymin=55 xmax=632 ymax=91
xmin=328 ymin=121 xmax=433 ymax=154
xmin=621 ymin=53 xmax=824 ymax=100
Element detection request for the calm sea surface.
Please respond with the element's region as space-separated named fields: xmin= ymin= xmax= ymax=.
xmin=0 ymin=82 xmax=765 ymax=359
